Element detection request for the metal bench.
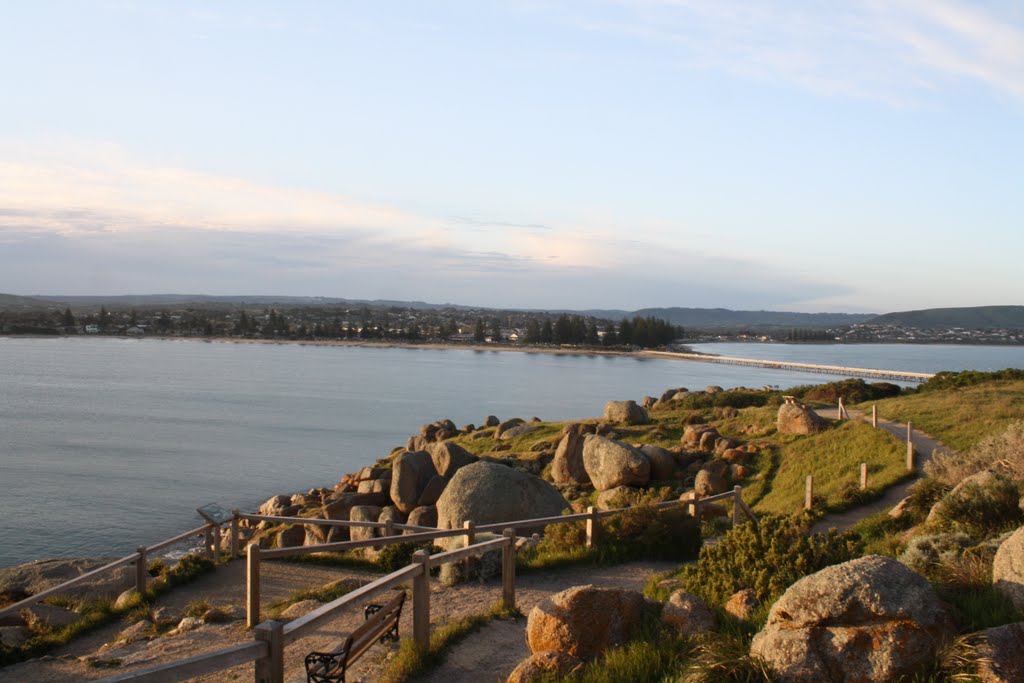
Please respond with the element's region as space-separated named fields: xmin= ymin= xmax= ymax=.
xmin=304 ymin=591 xmax=406 ymax=683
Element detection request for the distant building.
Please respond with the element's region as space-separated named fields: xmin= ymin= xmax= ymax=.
xmin=85 ymin=324 xmax=99 ymax=334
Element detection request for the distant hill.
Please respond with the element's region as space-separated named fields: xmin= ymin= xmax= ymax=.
xmin=29 ymin=294 xmax=477 ymax=311
xmin=0 ymin=293 xmax=58 ymax=310
xmin=626 ymin=307 xmax=877 ymax=329
xmin=867 ymin=306 xmax=1024 ymax=329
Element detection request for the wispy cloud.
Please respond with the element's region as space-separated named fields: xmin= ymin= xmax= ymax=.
xmin=0 ymin=136 xmax=857 ymax=308
xmin=552 ymin=0 xmax=1024 ymax=104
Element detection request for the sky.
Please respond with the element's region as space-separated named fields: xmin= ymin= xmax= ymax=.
xmin=1 ymin=1 xmax=1022 ymax=313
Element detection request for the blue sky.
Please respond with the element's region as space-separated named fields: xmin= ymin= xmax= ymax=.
xmin=1 ymin=1 xmax=1022 ymax=312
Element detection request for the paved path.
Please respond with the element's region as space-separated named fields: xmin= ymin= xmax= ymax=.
xmin=811 ymin=409 xmax=950 ymax=535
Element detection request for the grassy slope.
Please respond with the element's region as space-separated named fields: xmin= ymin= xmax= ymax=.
xmin=446 ymin=400 xmax=912 ymax=522
xmin=753 ymin=421 xmax=907 ymax=515
xmin=854 ymin=380 xmax=1024 ymax=451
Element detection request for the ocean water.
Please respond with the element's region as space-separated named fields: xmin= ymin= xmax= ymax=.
xmin=1 ymin=337 xmax=1021 ymax=567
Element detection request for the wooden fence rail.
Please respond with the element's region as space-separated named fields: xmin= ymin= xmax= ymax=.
xmin=92 ymin=489 xmax=756 ymax=683
xmin=0 ymin=522 xmax=220 ymax=622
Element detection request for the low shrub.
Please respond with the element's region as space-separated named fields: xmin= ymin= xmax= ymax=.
xmin=928 ymin=473 xmax=1022 ymax=537
xmin=917 ymin=369 xmax=1024 ymax=393
xmin=376 ymin=542 xmax=436 ymax=572
xmin=926 ymin=420 xmax=1024 ymax=486
xmin=801 ymin=378 xmax=902 ymax=404
xmin=898 ymin=533 xmax=975 ymax=579
xmin=903 ymin=478 xmax=951 ymax=523
xmin=669 ymin=515 xmax=861 ymax=606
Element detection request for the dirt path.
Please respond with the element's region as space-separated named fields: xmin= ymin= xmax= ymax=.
xmin=3 ymin=559 xmax=678 ymax=683
xmin=811 ymin=409 xmax=950 ymax=535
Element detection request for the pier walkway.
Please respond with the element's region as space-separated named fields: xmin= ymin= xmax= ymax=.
xmin=641 ymin=350 xmax=935 ymax=384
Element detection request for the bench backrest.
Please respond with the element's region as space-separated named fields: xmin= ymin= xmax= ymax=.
xmin=344 ymin=591 xmax=406 ymax=664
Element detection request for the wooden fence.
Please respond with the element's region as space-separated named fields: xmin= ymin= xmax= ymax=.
xmin=0 ymin=519 xmax=230 ymax=623
xmin=96 ymin=488 xmax=756 ymax=683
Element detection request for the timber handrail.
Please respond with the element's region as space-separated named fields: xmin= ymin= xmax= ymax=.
xmin=0 ymin=522 xmax=217 ymax=622
xmin=282 ymin=563 xmax=422 ymax=645
xmin=0 ymin=553 xmax=140 ymax=620
xmin=145 ymin=523 xmax=213 ymax=554
xmin=96 ymin=641 xmax=268 ymax=682
xmin=257 ymin=526 xmax=470 ymax=560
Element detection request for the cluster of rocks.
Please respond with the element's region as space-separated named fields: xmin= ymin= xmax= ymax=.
xmin=508 ymin=522 xmax=1024 ymax=683
xmin=548 ymin=399 xmax=761 ymax=514
xmin=250 ymin=410 xmax=574 ymax=550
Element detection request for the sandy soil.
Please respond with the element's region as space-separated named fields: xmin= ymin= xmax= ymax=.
xmin=3 ymin=559 xmax=677 ymax=683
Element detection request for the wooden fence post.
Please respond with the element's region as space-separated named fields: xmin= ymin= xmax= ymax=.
xmin=463 ymin=520 xmax=475 ymax=547
xmin=213 ymin=525 xmax=222 ymax=563
xmin=247 ymin=544 xmax=261 ymax=629
xmin=837 ymin=397 xmax=845 ymax=419
xmin=805 ymin=475 xmax=813 ymax=510
xmin=253 ymin=620 xmax=284 ymax=683
xmin=906 ymin=421 xmax=915 ymax=471
xmin=732 ymin=486 xmax=743 ymax=526
xmin=860 ymin=463 xmax=868 ymax=490
xmin=135 ymin=546 xmax=148 ymax=595
xmin=872 ymin=405 xmax=878 ymax=428
xmin=384 ymin=518 xmax=395 ymax=537
xmin=230 ymin=511 xmax=240 ymax=559
xmin=690 ymin=492 xmax=702 ymax=520
xmin=585 ymin=506 xmax=598 ymax=549
xmin=204 ymin=525 xmax=214 ymax=560
xmin=412 ymin=550 xmax=431 ymax=654
xmin=502 ymin=529 xmax=516 ymax=611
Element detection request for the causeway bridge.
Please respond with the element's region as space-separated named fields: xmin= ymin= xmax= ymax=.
xmin=641 ymin=350 xmax=935 ymax=384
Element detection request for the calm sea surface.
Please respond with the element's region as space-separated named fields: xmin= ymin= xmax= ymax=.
xmin=2 ymin=337 xmax=1022 ymax=567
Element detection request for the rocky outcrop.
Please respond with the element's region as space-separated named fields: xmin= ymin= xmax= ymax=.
xmin=506 ymin=651 xmax=583 ymax=683
xmin=638 ymin=445 xmax=675 ymax=480
xmin=499 ymin=424 xmax=538 ymax=441
xmin=750 ymin=555 xmax=954 ymax=682
xmin=435 ymin=461 xmax=568 ymax=532
xmin=976 ymin=622 xmax=1024 ymax=683
xmin=551 ymin=426 xmax=590 ymax=485
xmin=603 ymin=400 xmax=649 ymax=425
xmin=776 ymin=402 xmax=826 ymax=435
xmin=694 ymin=467 xmax=728 ymax=496
xmin=660 ymin=591 xmax=717 ymax=635
xmin=416 ymin=475 xmax=447 ymax=507
xmin=348 ymin=506 xmax=382 ymax=542
xmin=390 ymin=450 xmax=438 ymax=514
xmin=0 ymin=557 xmax=133 ymax=601
xmin=582 ymin=435 xmax=651 ymax=492
xmin=993 ymin=525 xmax=1024 ymax=611
xmin=494 ymin=418 xmax=525 ymax=439
xmin=427 ymin=442 xmax=477 ymax=481
xmin=404 ymin=505 xmax=438 ymax=531
xmin=259 ymin=494 xmax=298 ymax=517
xmin=724 ymin=589 xmax=760 ymax=621
xmin=525 ymin=585 xmax=646 ymax=660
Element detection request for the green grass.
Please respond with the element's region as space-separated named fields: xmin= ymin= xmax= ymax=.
xmin=753 ymin=421 xmax=909 ymax=515
xmin=376 ymin=601 xmax=521 ymax=683
xmin=854 ymin=380 xmax=1024 ymax=451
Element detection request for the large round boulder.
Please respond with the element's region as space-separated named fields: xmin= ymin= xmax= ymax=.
xmin=525 ymin=585 xmax=646 ymax=660
xmin=551 ymin=427 xmax=590 ymax=485
xmin=638 ymin=445 xmax=676 ymax=481
xmin=661 ymin=590 xmax=717 ymax=636
xmin=506 ymin=651 xmax=583 ymax=683
xmin=750 ymin=555 xmax=954 ymax=682
xmin=976 ymin=621 xmax=1024 ymax=683
xmin=435 ymin=461 xmax=568 ymax=532
xmin=427 ymin=442 xmax=478 ymax=481
xmin=603 ymin=400 xmax=649 ymax=425
xmin=993 ymin=525 xmax=1024 ymax=611
xmin=582 ymin=435 xmax=651 ymax=492
xmin=390 ymin=450 xmax=438 ymax=514
xmin=776 ymin=402 xmax=826 ymax=435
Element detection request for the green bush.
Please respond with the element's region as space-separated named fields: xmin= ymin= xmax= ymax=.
xmin=898 ymin=533 xmax=975 ymax=578
xmin=903 ymin=478 xmax=951 ymax=523
xmin=671 ymin=515 xmax=861 ymax=606
xmin=928 ymin=473 xmax=1022 ymax=537
xmin=917 ymin=369 xmax=1024 ymax=393
xmin=375 ymin=542 xmax=436 ymax=572
xmin=800 ymin=378 xmax=903 ymax=404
